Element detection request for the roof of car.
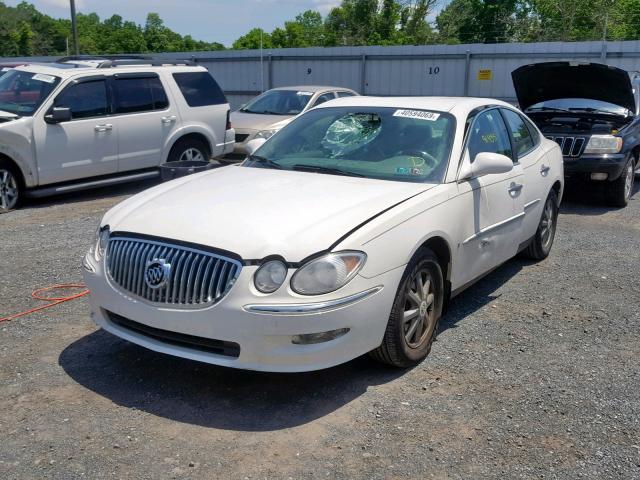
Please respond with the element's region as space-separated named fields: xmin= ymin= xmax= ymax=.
xmin=314 ymin=95 xmax=514 ymax=113
xmin=271 ymin=85 xmax=357 ymax=93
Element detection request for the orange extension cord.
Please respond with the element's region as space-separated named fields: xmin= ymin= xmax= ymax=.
xmin=0 ymin=284 xmax=89 ymax=323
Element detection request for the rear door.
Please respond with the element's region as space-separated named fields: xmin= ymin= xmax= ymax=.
xmin=501 ymin=108 xmax=547 ymax=241
xmin=170 ymin=70 xmax=229 ymax=157
xmin=34 ymin=75 xmax=118 ymax=184
xmin=110 ymin=72 xmax=181 ymax=172
xmin=454 ymin=108 xmax=525 ymax=287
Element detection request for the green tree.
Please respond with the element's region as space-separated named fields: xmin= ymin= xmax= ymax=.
xmin=232 ymin=28 xmax=272 ymax=50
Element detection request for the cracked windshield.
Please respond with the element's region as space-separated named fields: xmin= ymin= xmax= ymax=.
xmin=245 ymin=106 xmax=455 ymax=182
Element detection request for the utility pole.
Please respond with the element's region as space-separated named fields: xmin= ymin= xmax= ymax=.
xmin=70 ymin=0 xmax=79 ymax=56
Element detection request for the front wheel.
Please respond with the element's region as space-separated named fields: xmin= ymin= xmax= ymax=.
xmin=523 ymin=190 xmax=558 ymax=260
xmin=0 ymin=160 xmax=22 ymax=213
xmin=370 ymin=249 xmax=444 ymax=368
xmin=607 ymin=158 xmax=635 ymax=208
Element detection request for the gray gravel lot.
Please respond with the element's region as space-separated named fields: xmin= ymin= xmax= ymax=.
xmin=0 ymin=179 xmax=639 ymax=480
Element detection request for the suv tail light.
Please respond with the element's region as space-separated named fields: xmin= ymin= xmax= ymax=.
xmin=226 ymin=110 xmax=232 ymax=130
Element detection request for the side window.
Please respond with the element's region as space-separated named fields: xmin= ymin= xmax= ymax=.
xmin=467 ymin=109 xmax=513 ymax=162
xmin=313 ymin=92 xmax=336 ymax=107
xmin=524 ymin=116 xmax=540 ymax=145
xmin=502 ymin=109 xmax=535 ymax=158
xmin=337 ymin=91 xmax=356 ymax=98
xmin=172 ymin=72 xmax=227 ymax=107
xmin=114 ymin=76 xmax=169 ymax=114
xmin=54 ymin=80 xmax=108 ymax=119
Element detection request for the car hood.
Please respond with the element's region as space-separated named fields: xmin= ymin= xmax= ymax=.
xmin=230 ymin=111 xmax=294 ymax=131
xmin=103 ymin=166 xmax=434 ymax=262
xmin=512 ymin=62 xmax=636 ymax=113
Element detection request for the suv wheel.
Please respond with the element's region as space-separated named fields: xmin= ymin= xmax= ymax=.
xmin=168 ymin=138 xmax=210 ymax=163
xmin=0 ymin=160 xmax=21 ymax=213
xmin=608 ymin=158 xmax=635 ymax=208
xmin=370 ymin=249 xmax=444 ymax=368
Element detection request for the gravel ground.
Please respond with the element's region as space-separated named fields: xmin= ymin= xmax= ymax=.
xmin=0 ymin=179 xmax=639 ymax=480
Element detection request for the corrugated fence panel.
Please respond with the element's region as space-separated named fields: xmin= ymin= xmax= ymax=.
xmin=271 ymin=59 xmax=361 ymax=91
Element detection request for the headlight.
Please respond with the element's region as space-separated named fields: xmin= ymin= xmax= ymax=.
xmin=291 ymin=251 xmax=366 ymax=295
xmin=254 ymin=260 xmax=288 ymax=293
xmin=254 ymin=129 xmax=278 ymax=140
xmin=90 ymin=225 xmax=110 ymax=261
xmin=583 ymin=135 xmax=623 ymax=154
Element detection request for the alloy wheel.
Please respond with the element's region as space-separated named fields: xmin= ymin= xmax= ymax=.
xmin=0 ymin=168 xmax=19 ymax=211
xmin=403 ymin=268 xmax=436 ymax=348
xmin=540 ymin=197 xmax=556 ymax=250
xmin=178 ymin=148 xmax=206 ymax=162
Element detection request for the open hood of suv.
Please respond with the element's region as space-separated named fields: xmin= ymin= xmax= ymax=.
xmin=512 ymin=62 xmax=636 ymax=113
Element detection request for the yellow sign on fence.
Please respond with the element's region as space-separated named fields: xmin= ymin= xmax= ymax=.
xmin=477 ymin=69 xmax=493 ymax=80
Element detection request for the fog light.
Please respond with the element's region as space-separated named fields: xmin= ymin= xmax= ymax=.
xmin=591 ymin=173 xmax=608 ymax=181
xmin=291 ymin=328 xmax=350 ymax=345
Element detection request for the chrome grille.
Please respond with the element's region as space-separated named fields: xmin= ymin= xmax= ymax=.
xmin=546 ymin=136 xmax=587 ymax=157
xmin=105 ymin=236 xmax=242 ymax=308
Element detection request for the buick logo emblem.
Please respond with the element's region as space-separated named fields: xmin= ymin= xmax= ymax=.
xmin=145 ymin=259 xmax=171 ymax=290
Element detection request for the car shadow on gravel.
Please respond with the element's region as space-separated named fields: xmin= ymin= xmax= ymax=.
xmin=58 ymin=329 xmax=406 ymax=431
xmin=559 ymin=180 xmax=640 ymax=215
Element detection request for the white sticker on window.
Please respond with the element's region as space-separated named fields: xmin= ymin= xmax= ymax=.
xmin=32 ymin=73 xmax=56 ymax=84
xmin=297 ymin=91 xmax=313 ymax=96
xmin=393 ymin=109 xmax=440 ymax=121
xmin=1 ymin=67 xmax=11 ymax=72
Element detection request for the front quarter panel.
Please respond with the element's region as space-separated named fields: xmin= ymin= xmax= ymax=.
xmin=0 ymin=118 xmax=37 ymax=186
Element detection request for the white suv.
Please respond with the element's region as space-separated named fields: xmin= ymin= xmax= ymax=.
xmin=0 ymin=57 xmax=235 ymax=212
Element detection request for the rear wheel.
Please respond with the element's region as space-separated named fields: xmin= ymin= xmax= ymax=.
xmin=370 ymin=249 xmax=444 ymax=368
xmin=607 ymin=158 xmax=634 ymax=208
xmin=0 ymin=160 xmax=21 ymax=213
xmin=523 ymin=190 xmax=558 ymax=260
xmin=168 ymin=137 xmax=210 ymax=163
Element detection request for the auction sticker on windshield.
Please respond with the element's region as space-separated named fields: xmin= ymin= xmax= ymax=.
xmin=393 ymin=109 xmax=440 ymax=121
xmin=32 ymin=73 xmax=56 ymax=84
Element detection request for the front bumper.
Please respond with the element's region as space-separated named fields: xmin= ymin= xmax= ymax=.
xmin=563 ymin=153 xmax=627 ymax=180
xmin=82 ymin=254 xmax=403 ymax=372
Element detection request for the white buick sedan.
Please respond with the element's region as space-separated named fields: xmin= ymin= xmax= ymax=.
xmin=82 ymin=97 xmax=563 ymax=372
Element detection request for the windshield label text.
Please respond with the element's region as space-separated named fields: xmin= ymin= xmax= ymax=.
xmin=393 ymin=109 xmax=440 ymax=121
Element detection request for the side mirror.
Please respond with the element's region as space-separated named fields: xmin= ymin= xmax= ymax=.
xmin=245 ymin=138 xmax=266 ymax=156
xmin=459 ymin=151 xmax=513 ymax=180
xmin=45 ymin=107 xmax=72 ymax=124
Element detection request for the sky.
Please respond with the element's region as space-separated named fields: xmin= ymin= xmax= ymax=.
xmin=5 ymin=0 xmax=448 ymax=47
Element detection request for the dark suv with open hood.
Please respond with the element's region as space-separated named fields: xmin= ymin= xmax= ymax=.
xmin=512 ymin=62 xmax=639 ymax=207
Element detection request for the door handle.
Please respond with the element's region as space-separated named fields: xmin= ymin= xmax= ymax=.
xmin=540 ymin=164 xmax=550 ymax=175
xmin=94 ymin=124 xmax=113 ymax=132
xmin=508 ymin=183 xmax=523 ymax=194
xmin=161 ymin=115 xmax=177 ymax=124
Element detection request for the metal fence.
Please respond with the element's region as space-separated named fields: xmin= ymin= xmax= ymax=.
xmin=4 ymin=40 xmax=640 ymax=109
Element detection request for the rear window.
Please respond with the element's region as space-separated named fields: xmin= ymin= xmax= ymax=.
xmin=172 ymin=72 xmax=227 ymax=107
xmin=114 ymin=76 xmax=169 ymax=114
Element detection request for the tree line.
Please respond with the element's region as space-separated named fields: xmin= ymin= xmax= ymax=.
xmin=1 ymin=0 xmax=638 ymax=58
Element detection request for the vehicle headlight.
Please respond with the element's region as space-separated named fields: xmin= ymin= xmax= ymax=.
xmin=255 ymin=129 xmax=278 ymax=140
xmin=291 ymin=251 xmax=366 ymax=295
xmin=583 ymin=135 xmax=623 ymax=154
xmin=90 ymin=225 xmax=110 ymax=262
xmin=254 ymin=259 xmax=288 ymax=293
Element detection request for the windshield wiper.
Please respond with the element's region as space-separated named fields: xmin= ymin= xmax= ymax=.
xmin=292 ymin=164 xmax=364 ymax=177
xmin=567 ymin=107 xmax=621 ymax=116
xmin=247 ymin=154 xmax=283 ymax=169
xmin=526 ymin=106 xmax=571 ymax=113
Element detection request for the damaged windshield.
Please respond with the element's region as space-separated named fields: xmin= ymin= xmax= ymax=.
xmin=0 ymin=70 xmax=60 ymax=116
xmin=244 ymin=106 xmax=455 ymax=183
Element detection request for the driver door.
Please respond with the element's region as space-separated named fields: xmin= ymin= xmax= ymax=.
xmin=34 ymin=76 xmax=118 ymax=185
xmin=453 ymin=108 xmax=525 ymax=287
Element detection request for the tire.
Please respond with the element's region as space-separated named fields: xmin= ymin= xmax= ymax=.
xmin=370 ymin=249 xmax=444 ymax=368
xmin=523 ymin=190 xmax=558 ymax=260
xmin=0 ymin=159 xmax=22 ymax=213
xmin=607 ymin=158 xmax=635 ymax=208
xmin=167 ymin=137 xmax=210 ymax=163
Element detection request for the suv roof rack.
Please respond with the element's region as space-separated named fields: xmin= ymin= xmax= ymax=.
xmin=55 ymin=55 xmax=197 ymax=69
